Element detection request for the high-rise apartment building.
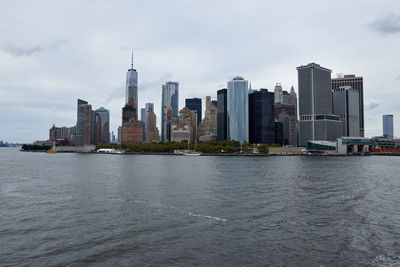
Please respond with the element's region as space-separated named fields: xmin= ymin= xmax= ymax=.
xmin=332 ymin=74 xmax=364 ymax=137
xmin=126 ymin=53 xmax=138 ymax=112
xmin=297 ymin=63 xmax=342 ymax=146
xmin=249 ymin=89 xmax=276 ymax=144
xmin=383 ymin=114 xmax=394 ymax=139
xmin=332 ymin=86 xmax=360 ymax=137
xmin=121 ymin=97 xmax=143 ymax=144
xmin=227 ymin=76 xmax=249 ymax=143
xmin=185 ymin=98 xmax=202 ymax=125
xmin=161 ymin=81 xmax=179 ymax=142
xmin=217 ymin=89 xmax=228 ymax=141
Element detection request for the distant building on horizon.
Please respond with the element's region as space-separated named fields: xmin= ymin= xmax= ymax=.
xmin=297 ymin=63 xmax=342 ymax=146
xmin=332 ymin=86 xmax=360 ymax=137
xmin=383 ymin=114 xmax=394 ymax=139
xmin=217 ymin=88 xmax=228 ymax=141
xmin=185 ymin=98 xmax=202 ymax=125
xmin=227 ymin=76 xmax=249 ymax=143
xmin=161 ymin=81 xmax=179 ymax=142
xmin=332 ymin=74 xmax=364 ymax=137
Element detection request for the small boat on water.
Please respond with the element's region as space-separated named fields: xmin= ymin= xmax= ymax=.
xmin=46 ymin=142 xmax=57 ymax=154
xmin=183 ymin=151 xmax=202 ymax=156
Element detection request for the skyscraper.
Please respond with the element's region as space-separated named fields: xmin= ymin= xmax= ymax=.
xmin=121 ymin=98 xmax=143 ymax=144
xmin=332 ymin=74 xmax=364 ymax=137
xmin=249 ymin=89 xmax=276 ymax=144
xmin=383 ymin=114 xmax=394 ymax=139
xmin=141 ymin=103 xmax=154 ymax=142
xmin=275 ymin=104 xmax=297 ymax=146
xmin=161 ymin=81 xmax=179 ymax=142
xmin=76 ymin=99 xmax=92 ymax=145
xmin=290 ymin=86 xmax=298 ymax=118
xmin=227 ymin=76 xmax=248 ymax=143
xmin=198 ymin=96 xmax=217 ymax=141
xmin=332 ymin=86 xmax=360 ymax=137
xmin=125 ymin=53 xmax=138 ymax=112
xmin=185 ymin=98 xmax=202 ymax=125
xmin=141 ymin=108 xmax=146 ymax=142
xmin=274 ymin=83 xmax=283 ymax=104
xmin=297 ymin=63 xmax=342 ymax=146
xmin=95 ymin=107 xmax=110 ymax=145
xmin=217 ymin=88 xmax=228 ymax=141
xmin=146 ymin=112 xmax=160 ymax=143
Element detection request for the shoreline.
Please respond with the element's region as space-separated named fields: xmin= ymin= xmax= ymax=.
xmin=19 ymin=150 xmax=400 ymax=156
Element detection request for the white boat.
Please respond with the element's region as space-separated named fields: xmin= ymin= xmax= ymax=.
xmin=183 ymin=151 xmax=202 ymax=156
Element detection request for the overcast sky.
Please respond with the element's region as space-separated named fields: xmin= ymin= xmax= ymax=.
xmin=1 ymin=0 xmax=400 ymax=143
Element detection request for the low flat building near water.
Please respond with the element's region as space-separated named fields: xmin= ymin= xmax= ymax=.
xmin=268 ymin=147 xmax=305 ymax=155
xmin=336 ymin=137 xmax=372 ymax=155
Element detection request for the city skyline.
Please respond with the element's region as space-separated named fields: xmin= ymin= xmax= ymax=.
xmin=1 ymin=1 xmax=400 ymax=143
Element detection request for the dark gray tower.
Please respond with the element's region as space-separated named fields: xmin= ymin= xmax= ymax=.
xmin=217 ymin=89 xmax=227 ymax=141
xmin=297 ymin=63 xmax=342 ymax=146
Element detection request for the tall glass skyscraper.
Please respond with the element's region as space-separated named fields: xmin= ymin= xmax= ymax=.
xmin=185 ymin=98 xmax=202 ymax=125
xmin=125 ymin=53 xmax=138 ymax=112
xmin=227 ymin=76 xmax=248 ymax=143
xmin=383 ymin=114 xmax=394 ymax=139
xmin=95 ymin=107 xmax=110 ymax=145
xmin=161 ymin=82 xmax=179 ymax=142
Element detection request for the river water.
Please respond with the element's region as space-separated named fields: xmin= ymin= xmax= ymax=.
xmin=1 ymin=147 xmax=400 ymax=266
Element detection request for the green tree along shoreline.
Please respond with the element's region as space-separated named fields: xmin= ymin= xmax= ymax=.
xmin=96 ymin=141 xmax=281 ymax=154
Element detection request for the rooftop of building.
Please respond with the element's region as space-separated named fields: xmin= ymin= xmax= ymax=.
xmin=296 ymin=62 xmax=332 ymax=72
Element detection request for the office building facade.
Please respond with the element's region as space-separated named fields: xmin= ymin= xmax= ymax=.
xmin=249 ymin=89 xmax=276 ymax=144
xmin=95 ymin=107 xmax=110 ymax=145
xmin=126 ymin=54 xmax=138 ymax=112
xmin=217 ymin=89 xmax=228 ymax=141
xmin=297 ymin=63 xmax=342 ymax=146
xmin=332 ymin=86 xmax=360 ymax=137
xmin=161 ymin=81 xmax=179 ymax=142
xmin=198 ymin=96 xmax=217 ymax=141
xmin=227 ymin=77 xmax=249 ymax=143
xmin=185 ymin=98 xmax=202 ymax=125
xmin=383 ymin=114 xmax=394 ymax=139
xmin=332 ymin=75 xmax=364 ymax=137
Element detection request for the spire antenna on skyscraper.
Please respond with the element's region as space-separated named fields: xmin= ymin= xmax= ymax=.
xmin=131 ymin=50 xmax=134 ymax=69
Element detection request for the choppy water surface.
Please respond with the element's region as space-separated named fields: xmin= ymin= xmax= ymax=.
xmin=1 ymin=148 xmax=400 ymax=266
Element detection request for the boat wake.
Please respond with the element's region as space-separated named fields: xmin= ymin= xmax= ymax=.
xmin=188 ymin=212 xmax=227 ymax=222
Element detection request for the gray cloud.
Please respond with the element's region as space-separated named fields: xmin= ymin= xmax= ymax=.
xmin=370 ymin=13 xmax=400 ymax=35
xmin=365 ymin=101 xmax=380 ymax=111
xmin=3 ymin=39 xmax=68 ymax=57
